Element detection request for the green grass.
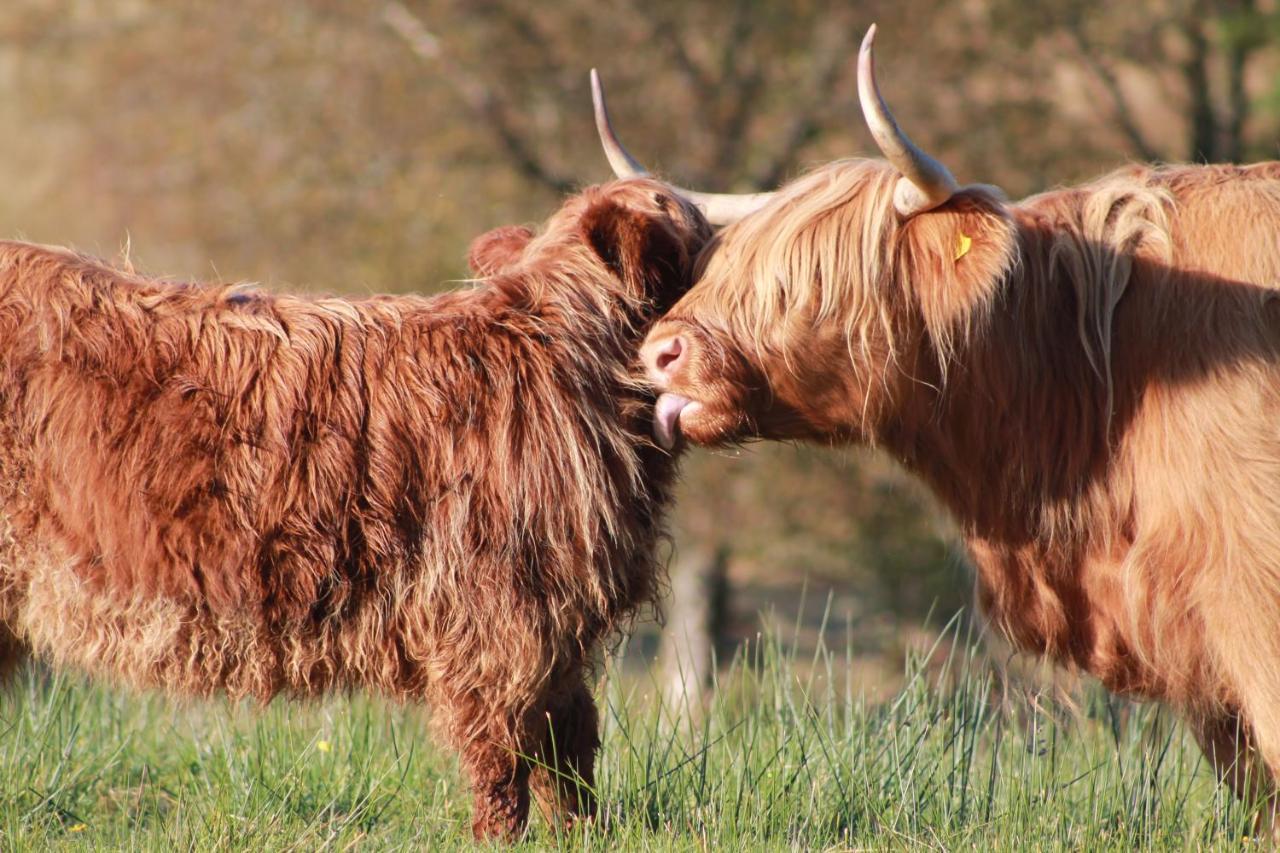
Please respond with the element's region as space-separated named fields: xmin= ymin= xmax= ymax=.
xmin=0 ymin=622 xmax=1259 ymax=850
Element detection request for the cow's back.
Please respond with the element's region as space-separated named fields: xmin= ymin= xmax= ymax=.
xmin=0 ymin=243 xmax=435 ymax=697
xmin=1154 ymin=162 xmax=1280 ymax=285
xmin=0 ymin=240 xmax=671 ymax=703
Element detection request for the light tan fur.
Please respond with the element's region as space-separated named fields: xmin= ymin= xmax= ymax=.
xmin=647 ymin=158 xmax=1280 ymax=806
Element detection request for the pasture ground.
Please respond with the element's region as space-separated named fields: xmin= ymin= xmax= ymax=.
xmin=0 ymin=620 xmax=1259 ymax=850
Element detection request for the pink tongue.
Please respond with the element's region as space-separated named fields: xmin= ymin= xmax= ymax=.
xmin=653 ymin=393 xmax=692 ymax=450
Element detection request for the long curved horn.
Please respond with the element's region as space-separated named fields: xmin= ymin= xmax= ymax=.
xmin=857 ymin=24 xmax=958 ymax=217
xmin=590 ymin=69 xmax=776 ymax=226
xmin=590 ymin=68 xmax=647 ymax=179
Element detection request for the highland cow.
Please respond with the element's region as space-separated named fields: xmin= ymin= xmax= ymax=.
xmin=595 ymin=29 xmax=1280 ymax=815
xmin=0 ymin=177 xmax=711 ymax=839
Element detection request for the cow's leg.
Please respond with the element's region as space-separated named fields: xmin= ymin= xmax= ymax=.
xmin=0 ymin=548 xmax=26 ymax=684
xmin=463 ymin=736 xmax=534 ymax=841
xmin=1195 ymin=562 xmax=1280 ymax=835
xmin=451 ymin=689 xmax=551 ymax=842
xmin=1192 ymin=711 xmax=1280 ymax=837
xmin=0 ymin=620 xmax=25 ymax=684
xmin=1192 ymin=712 xmax=1268 ymax=801
xmin=531 ymin=674 xmax=599 ymax=828
xmin=1191 ymin=613 xmax=1280 ymax=836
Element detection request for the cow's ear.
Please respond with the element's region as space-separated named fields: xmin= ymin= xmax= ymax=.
xmin=580 ymin=198 xmax=690 ymax=309
xmin=900 ymin=189 xmax=1017 ymax=353
xmin=468 ymin=225 xmax=534 ymax=277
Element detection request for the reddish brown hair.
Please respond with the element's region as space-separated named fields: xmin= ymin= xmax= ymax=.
xmin=0 ymin=176 xmax=711 ymax=840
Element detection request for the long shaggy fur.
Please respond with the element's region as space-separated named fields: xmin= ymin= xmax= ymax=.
xmin=0 ymin=177 xmax=711 ymax=840
xmin=649 ymin=158 xmax=1280 ymax=804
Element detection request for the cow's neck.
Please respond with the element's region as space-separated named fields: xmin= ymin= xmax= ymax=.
xmin=883 ymin=248 xmax=1121 ymax=548
xmin=874 ymin=226 xmax=1156 ymax=684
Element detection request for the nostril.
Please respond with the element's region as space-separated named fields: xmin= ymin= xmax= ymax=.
xmin=655 ymin=336 xmax=684 ymax=374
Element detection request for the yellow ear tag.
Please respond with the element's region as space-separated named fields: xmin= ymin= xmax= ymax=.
xmin=954 ymin=232 xmax=973 ymax=261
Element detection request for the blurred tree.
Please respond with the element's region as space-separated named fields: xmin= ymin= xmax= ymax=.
xmin=991 ymin=0 xmax=1280 ymax=163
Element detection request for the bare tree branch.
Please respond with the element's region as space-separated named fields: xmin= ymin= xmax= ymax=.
xmin=1064 ymin=19 xmax=1161 ymax=162
xmin=1180 ymin=12 xmax=1217 ymax=162
xmin=1223 ymin=0 xmax=1260 ymax=162
xmin=753 ymin=20 xmax=850 ymax=189
xmin=704 ymin=1 xmax=765 ymax=186
xmin=383 ymin=2 xmax=573 ymax=194
xmin=617 ymin=0 xmax=848 ymax=190
xmin=625 ymin=2 xmax=716 ymax=104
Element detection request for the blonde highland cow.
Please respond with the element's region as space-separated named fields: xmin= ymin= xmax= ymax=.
xmin=594 ymin=25 xmax=1280 ymax=822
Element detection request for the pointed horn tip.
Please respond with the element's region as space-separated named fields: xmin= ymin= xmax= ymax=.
xmin=589 ymin=69 xmax=603 ymax=107
xmin=588 ymin=67 xmax=649 ymax=179
xmin=860 ymin=23 xmax=877 ymax=54
xmin=590 ymin=69 xmax=613 ymax=138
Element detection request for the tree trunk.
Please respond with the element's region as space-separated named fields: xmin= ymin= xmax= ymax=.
xmin=1182 ymin=15 xmax=1217 ymax=162
xmin=660 ymin=542 xmax=729 ymax=710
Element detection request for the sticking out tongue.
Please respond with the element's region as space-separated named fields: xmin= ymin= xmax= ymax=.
xmin=653 ymin=393 xmax=692 ymax=450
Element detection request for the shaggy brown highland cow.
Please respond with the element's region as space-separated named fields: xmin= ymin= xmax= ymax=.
xmin=595 ymin=29 xmax=1280 ymax=821
xmin=0 ymin=177 xmax=711 ymax=839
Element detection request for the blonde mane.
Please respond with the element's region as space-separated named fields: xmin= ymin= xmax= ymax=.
xmin=695 ymin=159 xmax=1185 ymax=417
xmin=696 ymin=161 xmax=900 ymax=370
xmin=1022 ymin=170 xmax=1175 ymax=420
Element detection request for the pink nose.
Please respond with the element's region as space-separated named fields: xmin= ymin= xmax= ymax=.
xmin=641 ymin=334 xmax=687 ymax=387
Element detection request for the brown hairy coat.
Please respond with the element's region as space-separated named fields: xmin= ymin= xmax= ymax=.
xmin=643 ymin=158 xmax=1280 ymax=803
xmin=0 ymin=177 xmax=711 ymax=839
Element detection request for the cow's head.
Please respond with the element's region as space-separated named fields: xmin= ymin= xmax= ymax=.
xmin=469 ymin=177 xmax=712 ymax=325
xmin=593 ymin=26 xmax=1017 ymax=449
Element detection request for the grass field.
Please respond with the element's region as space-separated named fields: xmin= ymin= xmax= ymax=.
xmin=0 ymin=620 xmax=1259 ymax=851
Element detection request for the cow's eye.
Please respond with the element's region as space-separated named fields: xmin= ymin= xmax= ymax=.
xmin=652 ymin=192 xmax=670 ymax=211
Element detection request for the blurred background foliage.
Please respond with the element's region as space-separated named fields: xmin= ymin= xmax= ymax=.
xmin=0 ymin=0 xmax=1277 ymax=691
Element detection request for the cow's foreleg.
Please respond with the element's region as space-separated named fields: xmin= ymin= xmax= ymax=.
xmin=464 ymin=738 xmax=534 ymax=842
xmin=453 ymin=691 xmax=549 ymax=841
xmin=531 ymin=674 xmax=599 ymax=829
xmin=0 ymin=620 xmax=25 ymax=685
xmin=1192 ymin=711 xmax=1279 ymax=838
xmin=1192 ymin=712 xmax=1267 ymax=798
